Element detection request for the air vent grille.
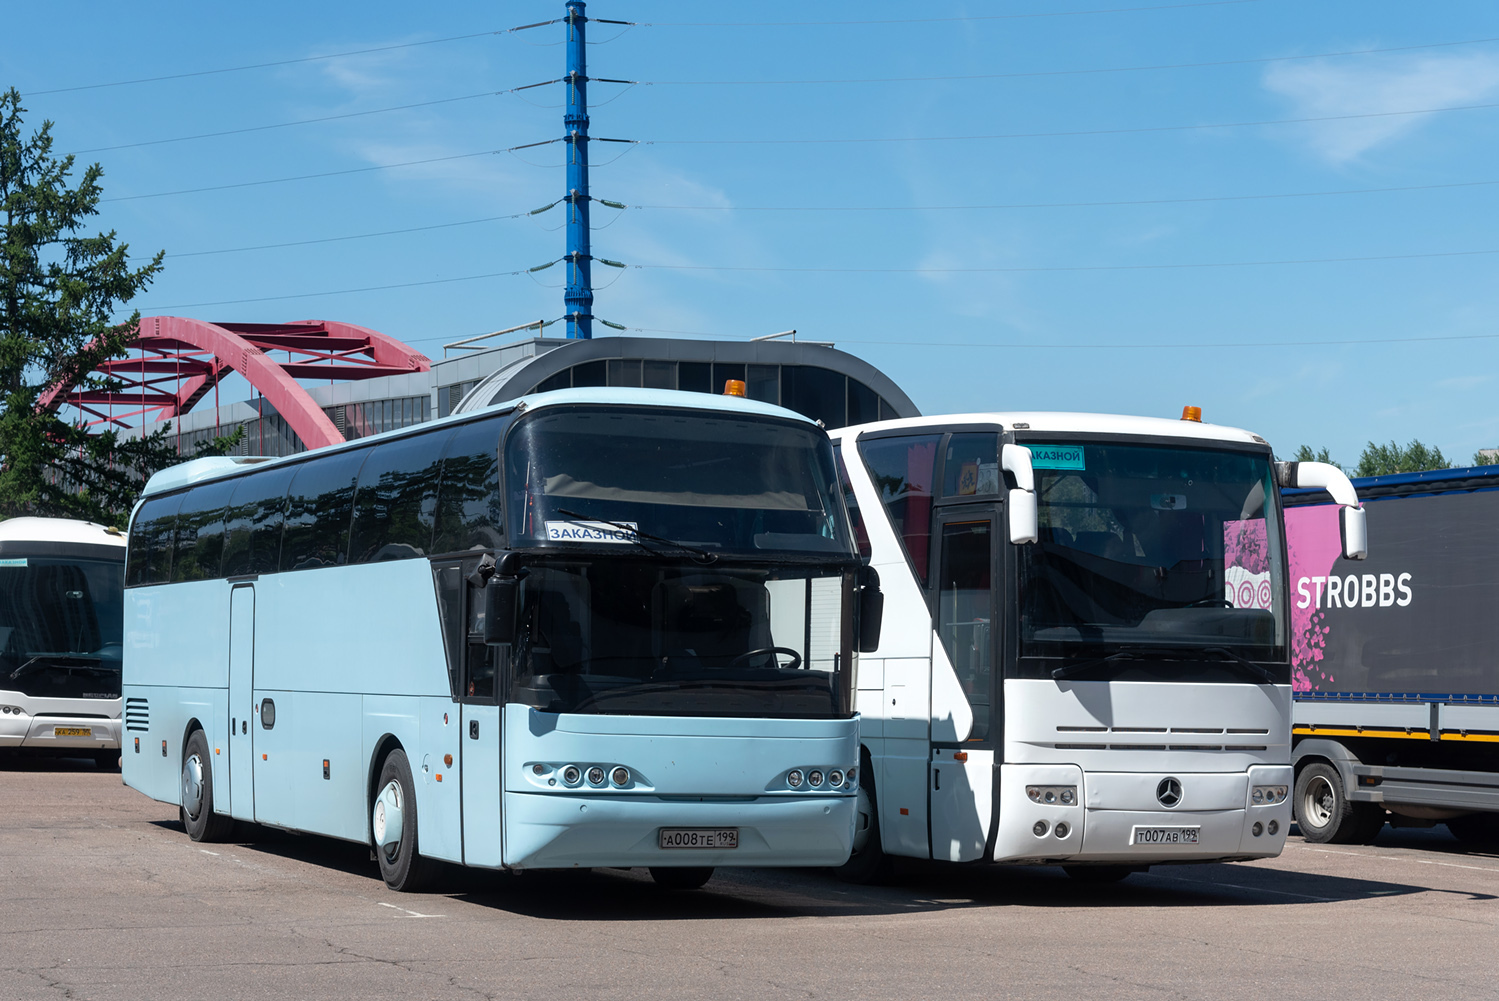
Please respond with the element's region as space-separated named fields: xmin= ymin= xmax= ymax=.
xmin=124 ymin=697 xmax=149 ymax=732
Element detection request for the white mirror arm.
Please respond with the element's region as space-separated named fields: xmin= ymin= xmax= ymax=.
xmin=1002 ymin=444 xmax=1035 ymax=492
xmin=1278 ymin=460 xmax=1359 ymax=508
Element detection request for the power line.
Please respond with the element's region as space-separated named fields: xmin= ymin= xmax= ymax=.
xmin=647 ymin=100 xmax=1499 ymax=146
xmin=166 ymin=212 xmax=535 ymax=258
xmin=632 ymin=36 xmax=1499 ymax=86
xmin=100 ymin=149 xmax=497 ymax=202
xmin=644 ymin=1 xmax=1269 ymax=27
xmin=68 ymin=92 xmax=497 ymax=154
xmin=633 ymin=180 xmax=1499 ymax=212
xmin=633 ymin=248 xmax=1499 ymax=274
xmin=28 ymin=30 xmax=505 ymax=96
xmin=140 ymin=268 xmax=527 ymax=311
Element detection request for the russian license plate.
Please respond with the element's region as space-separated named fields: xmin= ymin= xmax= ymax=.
xmin=1132 ymin=826 xmax=1200 ymax=845
xmin=659 ymin=828 xmax=738 ymax=850
xmin=53 ymin=726 xmax=92 ymax=737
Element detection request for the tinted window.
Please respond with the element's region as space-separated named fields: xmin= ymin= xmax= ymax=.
xmin=172 ymin=479 xmax=235 ymax=582
xmin=834 ymin=446 xmax=872 ymax=560
xmin=280 ymin=449 xmax=368 ymax=571
xmin=572 ymin=360 xmax=606 ymax=388
xmin=221 ymin=468 xmax=295 ymax=577
xmin=349 ymin=433 xmax=448 ymax=563
xmin=858 ymin=434 xmax=941 ymax=586
xmin=942 ymin=433 xmax=1000 ymax=498
xmin=126 ymin=494 xmax=183 ymax=586
xmin=433 ymin=417 xmax=508 ymax=553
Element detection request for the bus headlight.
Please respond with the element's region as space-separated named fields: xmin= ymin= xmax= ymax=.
xmin=808 ymin=770 xmax=824 ymax=787
xmin=787 ymin=769 xmax=804 ymax=788
xmin=562 ymin=765 xmax=582 ymax=785
xmin=587 ymin=766 xmax=606 ymax=786
xmin=828 ymin=769 xmax=845 ymax=788
xmin=611 ymin=767 xmax=630 ymax=787
xmin=1027 ymin=785 xmax=1077 ymax=805
xmin=1252 ymin=785 xmax=1287 ymax=805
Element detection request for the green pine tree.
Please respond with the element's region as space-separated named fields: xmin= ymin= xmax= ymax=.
xmin=0 ymin=88 xmax=176 ymax=525
xmin=1356 ymin=439 xmax=1450 ymax=477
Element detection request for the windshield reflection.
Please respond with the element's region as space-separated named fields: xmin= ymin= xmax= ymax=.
xmin=0 ymin=558 xmax=124 ymax=699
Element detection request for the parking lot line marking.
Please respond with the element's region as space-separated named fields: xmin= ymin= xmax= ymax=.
xmin=1301 ymin=847 xmax=1499 ymax=875
xmin=199 ymin=850 xmax=219 ymax=856
xmin=1142 ymin=873 xmax=1336 ymax=902
xmin=378 ymin=901 xmax=444 ymax=918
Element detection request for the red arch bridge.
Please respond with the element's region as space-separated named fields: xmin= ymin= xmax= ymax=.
xmin=39 ymin=317 xmax=432 ymax=451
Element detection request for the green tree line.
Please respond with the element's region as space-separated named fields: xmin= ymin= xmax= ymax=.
xmin=1294 ymin=440 xmax=1498 ymax=477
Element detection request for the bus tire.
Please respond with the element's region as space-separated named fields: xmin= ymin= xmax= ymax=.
xmin=1064 ymin=865 xmax=1141 ymax=883
xmin=372 ymin=749 xmax=437 ymax=893
xmin=180 ymin=729 xmax=233 ymax=843
xmin=833 ymin=765 xmax=892 ymax=884
xmin=1294 ymin=761 xmax=1381 ymax=844
xmin=648 ymin=867 xmax=714 ymax=889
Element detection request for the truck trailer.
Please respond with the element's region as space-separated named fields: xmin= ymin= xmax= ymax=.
xmin=1284 ymin=464 xmax=1499 ymax=845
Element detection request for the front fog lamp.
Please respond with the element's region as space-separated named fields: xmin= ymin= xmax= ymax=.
xmin=611 ymin=767 xmax=630 ymax=786
xmin=787 ymin=769 xmax=804 ymax=788
xmin=561 ymin=765 xmax=582 ymax=785
xmin=828 ymin=769 xmax=845 ymax=788
xmin=1033 ymin=820 xmax=1049 ymax=837
xmin=1252 ymin=784 xmax=1288 ymax=805
xmin=587 ymin=766 xmax=606 ymax=786
xmin=808 ymin=770 xmax=824 ymax=787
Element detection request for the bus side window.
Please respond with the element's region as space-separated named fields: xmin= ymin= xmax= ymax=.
xmin=349 ymin=432 xmax=451 ymax=564
xmin=127 ymin=494 xmax=183 ymax=586
xmin=433 ymin=416 xmax=508 ymax=554
xmin=857 ymin=434 xmax=942 ymax=586
xmin=430 ymin=561 xmax=465 ymax=699
xmin=281 ymin=449 xmax=367 ymax=572
xmin=833 ymin=447 xmax=872 ymax=560
xmin=172 ymin=479 xmax=234 ymax=582
xmin=222 ymin=468 xmax=295 ymax=577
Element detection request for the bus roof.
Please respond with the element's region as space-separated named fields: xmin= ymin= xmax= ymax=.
xmin=140 ymin=386 xmax=820 ymax=499
xmin=830 ymin=411 xmax=1269 ymax=448
xmin=0 ymin=517 xmax=127 ymax=549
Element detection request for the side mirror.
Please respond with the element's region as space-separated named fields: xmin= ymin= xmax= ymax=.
xmin=482 ymin=576 xmax=518 ymax=645
xmin=1339 ymin=505 xmax=1368 ymax=561
xmin=1002 ymin=443 xmax=1039 ymax=545
xmin=856 ymin=565 xmax=884 ymax=653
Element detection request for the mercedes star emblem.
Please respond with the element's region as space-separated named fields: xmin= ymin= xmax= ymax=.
xmin=1156 ymin=777 xmax=1183 ymax=808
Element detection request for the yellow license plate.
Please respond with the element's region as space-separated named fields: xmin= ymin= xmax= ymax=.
xmin=53 ymin=726 xmax=92 ymax=737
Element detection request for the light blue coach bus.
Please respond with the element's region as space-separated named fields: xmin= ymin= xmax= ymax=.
xmin=122 ymin=387 xmax=881 ymax=890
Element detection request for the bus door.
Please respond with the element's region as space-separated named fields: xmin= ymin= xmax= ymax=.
xmin=227 ymin=583 xmax=256 ymax=822
xmin=460 ymin=565 xmax=503 ymax=868
xmin=929 ymin=509 xmax=999 ymax=862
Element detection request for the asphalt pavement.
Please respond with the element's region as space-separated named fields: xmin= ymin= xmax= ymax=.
xmin=3 ymin=753 xmax=1497 ymax=1000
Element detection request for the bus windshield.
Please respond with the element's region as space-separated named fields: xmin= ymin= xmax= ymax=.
xmin=505 ymin=406 xmax=852 ymax=558
xmin=1018 ymin=442 xmax=1286 ymax=663
xmin=508 ymin=558 xmax=853 ymax=718
xmin=0 ymin=557 xmax=124 ymax=699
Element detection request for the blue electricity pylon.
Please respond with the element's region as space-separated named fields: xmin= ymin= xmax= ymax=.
xmin=563 ymin=2 xmax=593 ymax=339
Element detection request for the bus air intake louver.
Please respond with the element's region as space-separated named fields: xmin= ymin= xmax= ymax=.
xmin=125 ymin=698 xmax=150 ymax=732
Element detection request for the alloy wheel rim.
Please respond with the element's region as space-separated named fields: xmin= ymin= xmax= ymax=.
xmin=181 ymin=753 xmax=205 ymax=820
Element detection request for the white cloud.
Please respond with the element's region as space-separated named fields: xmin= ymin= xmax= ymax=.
xmin=1262 ymin=51 xmax=1499 ymax=164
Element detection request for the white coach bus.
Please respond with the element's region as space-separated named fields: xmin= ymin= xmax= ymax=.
xmin=829 ymin=409 xmax=1364 ymax=881
xmin=123 ymin=387 xmax=880 ymax=891
xmin=0 ymin=518 xmax=126 ymax=769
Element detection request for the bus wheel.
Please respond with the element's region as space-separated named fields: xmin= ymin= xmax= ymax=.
xmin=1064 ymin=865 xmax=1141 ymax=883
xmin=833 ymin=768 xmax=892 ymax=884
xmin=372 ymin=749 xmax=436 ymax=892
xmin=649 ymin=867 xmax=714 ymax=889
xmin=180 ymin=730 xmax=233 ymax=842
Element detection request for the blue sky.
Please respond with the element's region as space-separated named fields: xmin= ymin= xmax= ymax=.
xmin=5 ymin=1 xmax=1498 ymax=465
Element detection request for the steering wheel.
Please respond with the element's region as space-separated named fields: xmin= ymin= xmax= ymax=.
xmin=1188 ymin=597 xmax=1236 ymax=608
xmin=729 ymin=646 xmax=804 ymax=670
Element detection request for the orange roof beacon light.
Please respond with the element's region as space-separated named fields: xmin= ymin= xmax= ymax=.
xmin=1180 ymin=405 xmax=1203 ymax=423
xmin=723 ymin=379 xmax=748 ymax=398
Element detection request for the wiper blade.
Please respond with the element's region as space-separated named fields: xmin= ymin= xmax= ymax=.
xmin=1201 ymin=647 xmax=1278 ymax=685
xmin=555 ymin=508 xmax=717 ymax=565
xmin=8 ymin=653 xmax=102 ymax=681
xmin=1051 ymin=649 xmax=1142 ymax=681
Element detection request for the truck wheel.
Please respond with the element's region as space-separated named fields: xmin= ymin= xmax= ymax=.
xmin=180 ymin=730 xmax=234 ymax=842
xmin=648 ymin=867 xmax=714 ymax=889
xmin=372 ymin=749 xmax=437 ymax=892
xmin=1446 ymin=812 xmax=1499 ymax=848
xmin=1294 ymin=762 xmax=1382 ymax=844
xmin=832 ymin=766 xmax=892 ymax=884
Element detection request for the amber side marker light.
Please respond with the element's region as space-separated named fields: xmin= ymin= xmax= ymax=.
xmin=723 ymin=379 xmax=747 ymax=397
xmin=1181 ymin=405 xmax=1203 ymax=422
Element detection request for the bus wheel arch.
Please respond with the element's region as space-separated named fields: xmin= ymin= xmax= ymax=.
xmin=179 ymin=723 xmax=233 ymax=842
xmin=370 ymin=745 xmax=438 ymax=892
xmin=833 ymin=745 xmax=891 ymax=884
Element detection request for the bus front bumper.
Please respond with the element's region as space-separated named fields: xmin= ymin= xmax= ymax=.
xmin=0 ymin=712 xmax=120 ymax=751
xmin=503 ymin=791 xmax=857 ymax=870
xmin=995 ymin=763 xmax=1292 ymax=864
